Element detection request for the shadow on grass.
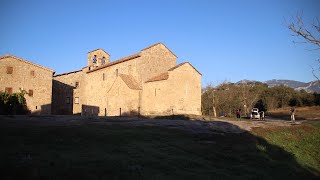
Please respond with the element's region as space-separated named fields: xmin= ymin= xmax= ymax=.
xmin=0 ymin=116 xmax=318 ymax=179
xmin=132 ymin=114 xmax=204 ymax=121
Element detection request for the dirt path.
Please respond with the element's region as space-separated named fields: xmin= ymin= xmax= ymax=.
xmin=0 ymin=115 xmax=305 ymax=134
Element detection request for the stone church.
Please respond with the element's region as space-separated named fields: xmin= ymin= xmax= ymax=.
xmin=52 ymin=43 xmax=202 ymax=116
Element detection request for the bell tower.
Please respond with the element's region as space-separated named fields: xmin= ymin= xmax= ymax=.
xmin=87 ymin=48 xmax=110 ymax=69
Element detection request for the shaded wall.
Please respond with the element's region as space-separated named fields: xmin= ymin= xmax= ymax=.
xmin=52 ymin=71 xmax=83 ymax=114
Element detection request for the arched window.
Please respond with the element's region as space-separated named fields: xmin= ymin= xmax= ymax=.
xmin=101 ymin=56 xmax=106 ymax=65
xmin=92 ymin=55 xmax=97 ymax=64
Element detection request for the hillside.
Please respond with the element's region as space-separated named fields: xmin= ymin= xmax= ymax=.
xmin=265 ymin=79 xmax=320 ymax=93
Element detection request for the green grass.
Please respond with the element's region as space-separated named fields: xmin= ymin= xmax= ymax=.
xmin=252 ymin=121 xmax=320 ymax=176
xmin=0 ymin=118 xmax=319 ymax=179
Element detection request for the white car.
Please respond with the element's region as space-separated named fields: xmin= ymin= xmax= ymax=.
xmin=250 ymin=108 xmax=260 ymax=119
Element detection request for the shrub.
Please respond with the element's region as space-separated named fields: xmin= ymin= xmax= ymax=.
xmin=0 ymin=91 xmax=30 ymax=115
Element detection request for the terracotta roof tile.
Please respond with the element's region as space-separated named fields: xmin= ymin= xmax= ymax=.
xmin=145 ymin=72 xmax=169 ymax=83
xmin=54 ymin=69 xmax=82 ymax=77
xmin=87 ymin=53 xmax=140 ymax=73
xmin=168 ymin=62 xmax=202 ymax=75
xmin=0 ymin=54 xmax=55 ymax=73
xmin=119 ymin=74 xmax=142 ymax=90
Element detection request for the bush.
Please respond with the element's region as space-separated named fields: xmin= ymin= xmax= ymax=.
xmin=0 ymin=91 xmax=30 ymax=115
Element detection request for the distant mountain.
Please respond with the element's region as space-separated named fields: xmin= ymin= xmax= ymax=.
xmin=264 ymin=79 xmax=309 ymax=88
xmin=294 ymin=80 xmax=320 ymax=93
xmin=235 ymin=79 xmax=320 ymax=93
xmin=264 ymin=79 xmax=320 ymax=93
xmin=237 ymin=79 xmax=258 ymax=84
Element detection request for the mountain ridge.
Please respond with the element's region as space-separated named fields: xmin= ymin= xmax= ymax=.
xmin=236 ymin=79 xmax=320 ymax=93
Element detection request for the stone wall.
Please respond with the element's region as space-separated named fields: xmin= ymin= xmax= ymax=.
xmin=142 ymin=63 xmax=201 ymax=115
xmin=82 ymin=60 xmax=141 ymax=116
xmin=87 ymin=49 xmax=110 ymax=67
xmin=138 ymin=43 xmax=177 ymax=83
xmin=52 ymin=70 xmax=83 ymax=114
xmin=52 ymin=43 xmax=201 ymax=116
xmin=0 ymin=55 xmax=54 ymax=114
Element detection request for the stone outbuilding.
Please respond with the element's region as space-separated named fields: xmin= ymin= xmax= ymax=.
xmin=0 ymin=54 xmax=55 ymax=114
xmin=52 ymin=43 xmax=202 ymax=116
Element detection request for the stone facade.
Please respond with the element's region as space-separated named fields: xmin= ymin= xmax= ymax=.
xmin=0 ymin=55 xmax=55 ymax=114
xmin=52 ymin=70 xmax=83 ymax=114
xmin=52 ymin=43 xmax=202 ymax=116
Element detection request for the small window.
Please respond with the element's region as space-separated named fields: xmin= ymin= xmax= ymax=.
xmin=116 ymin=69 xmax=118 ymax=76
xmin=28 ymin=90 xmax=33 ymax=97
xmin=103 ymin=73 xmax=105 ymax=81
xmin=101 ymin=56 xmax=106 ymax=65
xmin=92 ymin=55 xmax=97 ymax=64
xmin=75 ymin=82 xmax=79 ymax=88
xmin=74 ymin=97 xmax=79 ymax=104
xmin=128 ymin=65 xmax=132 ymax=74
xmin=30 ymin=70 xmax=35 ymax=76
xmin=5 ymin=87 xmax=13 ymax=94
xmin=6 ymin=67 xmax=13 ymax=74
xmin=66 ymin=97 xmax=71 ymax=104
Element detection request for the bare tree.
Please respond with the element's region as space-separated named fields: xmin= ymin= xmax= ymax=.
xmin=288 ymin=14 xmax=320 ymax=47
xmin=287 ymin=12 xmax=320 ymax=82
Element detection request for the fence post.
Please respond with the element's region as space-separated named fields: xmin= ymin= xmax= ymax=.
xmin=120 ymin=108 xmax=122 ymax=117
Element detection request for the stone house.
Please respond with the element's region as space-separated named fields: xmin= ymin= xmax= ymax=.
xmin=0 ymin=54 xmax=55 ymax=114
xmin=52 ymin=43 xmax=202 ymax=116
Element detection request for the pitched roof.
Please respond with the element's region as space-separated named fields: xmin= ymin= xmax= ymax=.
xmin=168 ymin=62 xmax=202 ymax=75
xmin=85 ymin=43 xmax=179 ymax=74
xmin=119 ymin=74 xmax=142 ymax=90
xmin=145 ymin=62 xmax=202 ymax=83
xmin=0 ymin=54 xmax=55 ymax=73
xmin=88 ymin=48 xmax=110 ymax=56
xmin=141 ymin=42 xmax=177 ymax=58
xmin=54 ymin=69 xmax=82 ymax=77
xmin=87 ymin=53 xmax=141 ymax=73
xmin=145 ymin=72 xmax=169 ymax=83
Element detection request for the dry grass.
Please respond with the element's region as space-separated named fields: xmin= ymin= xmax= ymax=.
xmin=267 ymin=106 xmax=320 ymax=120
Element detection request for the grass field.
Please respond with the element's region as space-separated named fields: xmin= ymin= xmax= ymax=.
xmin=267 ymin=106 xmax=320 ymax=120
xmin=0 ymin=117 xmax=319 ymax=179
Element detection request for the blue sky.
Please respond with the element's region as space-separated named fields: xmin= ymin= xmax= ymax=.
xmin=1 ymin=0 xmax=319 ymax=86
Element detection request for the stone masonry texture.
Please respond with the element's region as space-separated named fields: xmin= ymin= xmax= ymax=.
xmin=53 ymin=43 xmax=202 ymax=116
xmin=1 ymin=43 xmax=202 ymax=116
xmin=0 ymin=55 xmax=55 ymax=114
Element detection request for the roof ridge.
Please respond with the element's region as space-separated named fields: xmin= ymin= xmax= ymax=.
xmin=87 ymin=48 xmax=110 ymax=56
xmin=168 ymin=62 xmax=202 ymax=75
xmin=141 ymin=42 xmax=162 ymax=51
xmin=145 ymin=72 xmax=169 ymax=83
xmin=141 ymin=42 xmax=177 ymax=58
xmin=87 ymin=53 xmax=140 ymax=73
xmin=54 ymin=69 xmax=82 ymax=77
xmin=0 ymin=54 xmax=55 ymax=73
